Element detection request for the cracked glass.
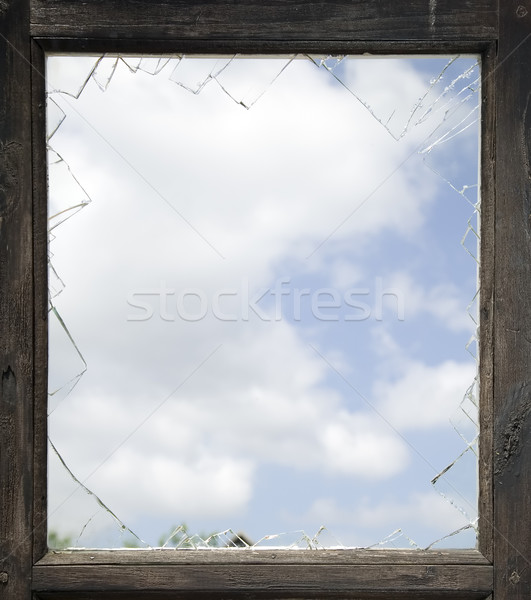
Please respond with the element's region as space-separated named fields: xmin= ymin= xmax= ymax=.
xmin=46 ymin=54 xmax=481 ymax=550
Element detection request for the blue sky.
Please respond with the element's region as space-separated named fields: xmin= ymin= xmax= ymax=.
xmin=46 ymin=54 xmax=480 ymax=549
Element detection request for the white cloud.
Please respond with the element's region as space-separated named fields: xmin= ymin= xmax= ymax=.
xmin=48 ymin=318 xmax=412 ymax=538
xmin=327 ymin=259 xmax=364 ymax=289
xmin=96 ymin=450 xmax=254 ymax=519
xmin=384 ymin=272 xmax=476 ymax=333
xmin=320 ymin=413 xmax=408 ymax=478
xmin=304 ymin=491 xmax=471 ymax=547
xmin=372 ymin=355 xmax=475 ymax=430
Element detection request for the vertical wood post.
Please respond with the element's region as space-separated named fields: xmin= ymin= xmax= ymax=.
xmin=494 ymin=2 xmax=531 ymax=599
xmin=0 ymin=1 xmax=34 ymax=598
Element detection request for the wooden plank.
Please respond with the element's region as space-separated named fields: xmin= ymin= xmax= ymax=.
xmin=33 ymin=591 xmax=491 ymax=600
xmin=32 ymin=593 xmax=490 ymax=600
xmin=477 ymin=42 xmax=496 ymax=564
xmin=30 ymin=0 xmax=497 ymax=42
xmin=32 ymin=562 xmax=493 ymax=598
xmin=0 ymin=1 xmax=35 ymax=599
xmin=31 ymin=39 xmax=49 ymax=565
xmin=493 ymin=3 xmax=531 ymax=600
xmin=36 ymin=548 xmax=491 ymax=566
xmin=36 ymin=37 xmax=492 ymax=56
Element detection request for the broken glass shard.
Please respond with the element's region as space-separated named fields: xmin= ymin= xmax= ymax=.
xmin=214 ymin=56 xmax=294 ymax=108
xmin=169 ymin=56 xmax=233 ymax=94
xmin=47 ymin=150 xmax=91 ymax=231
xmin=46 ymin=55 xmax=101 ymax=98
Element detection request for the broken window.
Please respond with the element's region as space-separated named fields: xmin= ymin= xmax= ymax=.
xmin=46 ymin=54 xmax=480 ymax=550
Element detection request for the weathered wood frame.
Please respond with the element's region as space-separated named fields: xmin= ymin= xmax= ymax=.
xmin=0 ymin=1 xmax=529 ymax=598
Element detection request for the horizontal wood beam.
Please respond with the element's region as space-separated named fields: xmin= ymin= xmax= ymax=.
xmin=31 ymin=0 xmax=497 ymax=43
xmin=36 ymin=38 xmax=492 ymax=56
xmin=33 ymin=550 xmax=493 ymax=599
xmin=33 ymin=565 xmax=493 ymax=599
xmin=36 ymin=549 xmax=492 ymax=566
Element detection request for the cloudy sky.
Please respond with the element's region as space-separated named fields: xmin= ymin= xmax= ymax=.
xmin=46 ymin=54 xmax=480 ymax=549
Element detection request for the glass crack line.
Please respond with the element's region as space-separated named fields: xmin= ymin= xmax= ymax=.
xmin=47 ymin=344 xmax=222 ymax=549
xmin=49 ymin=88 xmax=225 ymax=260
xmin=306 ymin=59 xmax=480 ymax=259
xmin=169 ymin=55 xmax=233 ymax=94
xmin=308 ymin=343 xmax=479 ymax=522
xmin=420 ymin=106 xmax=479 ymax=155
xmin=66 ymin=343 xmax=223 ymax=491
xmin=367 ymin=529 xmax=419 ymax=550
xmin=47 ymin=149 xmax=91 ymax=231
xmin=47 ymin=56 xmax=101 ymax=99
xmin=213 ymin=56 xmax=295 ymax=110
xmin=424 ymin=522 xmax=476 ymax=550
xmin=401 ymin=57 xmax=460 ymax=138
xmin=49 ymin=438 xmax=147 ymax=548
xmin=47 ymin=305 xmax=87 ymax=413
xmin=430 ymin=441 xmax=478 ymax=487
xmin=412 ymin=63 xmax=479 ymax=132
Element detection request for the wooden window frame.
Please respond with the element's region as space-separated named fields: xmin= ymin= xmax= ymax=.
xmin=0 ymin=1 xmax=529 ymax=598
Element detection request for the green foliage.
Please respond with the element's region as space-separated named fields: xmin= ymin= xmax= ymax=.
xmin=157 ymin=523 xmax=222 ymax=548
xmin=122 ymin=537 xmax=142 ymax=548
xmin=48 ymin=530 xmax=73 ymax=549
xmin=48 ymin=524 xmax=229 ymax=549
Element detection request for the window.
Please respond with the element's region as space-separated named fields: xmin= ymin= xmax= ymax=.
xmin=1 ymin=2 xmax=529 ymax=598
xmin=46 ymin=53 xmax=481 ymax=551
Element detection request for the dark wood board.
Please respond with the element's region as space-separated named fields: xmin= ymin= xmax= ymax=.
xmin=0 ymin=1 xmax=35 ymax=599
xmin=33 ymin=562 xmax=493 ymax=598
xmin=492 ymin=3 xmax=531 ymax=600
xmin=38 ymin=37 xmax=491 ymax=56
xmin=31 ymin=39 xmax=49 ymax=566
xmin=478 ymin=42 xmax=496 ymax=564
xmin=33 ymin=551 xmax=493 ymax=599
xmin=30 ymin=0 xmax=497 ymax=42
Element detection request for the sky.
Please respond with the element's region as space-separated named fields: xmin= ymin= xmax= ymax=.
xmin=46 ymin=54 xmax=481 ymax=549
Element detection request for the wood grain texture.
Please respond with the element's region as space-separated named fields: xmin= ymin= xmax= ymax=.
xmin=33 ymin=561 xmax=493 ymax=599
xmin=34 ymin=551 xmax=493 ymax=598
xmin=478 ymin=42 xmax=496 ymax=564
xmin=0 ymin=1 xmax=35 ymax=599
xmin=33 ymin=551 xmax=493 ymax=599
xmin=30 ymin=0 xmax=497 ymax=42
xmin=31 ymin=39 xmax=49 ymax=566
xmin=36 ymin=548 xmax=492 ymax=566
xmin=36 ymin=37 xmax=494 ymax=56
xmin=493 ymin=2 xmax=531 ymax=599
